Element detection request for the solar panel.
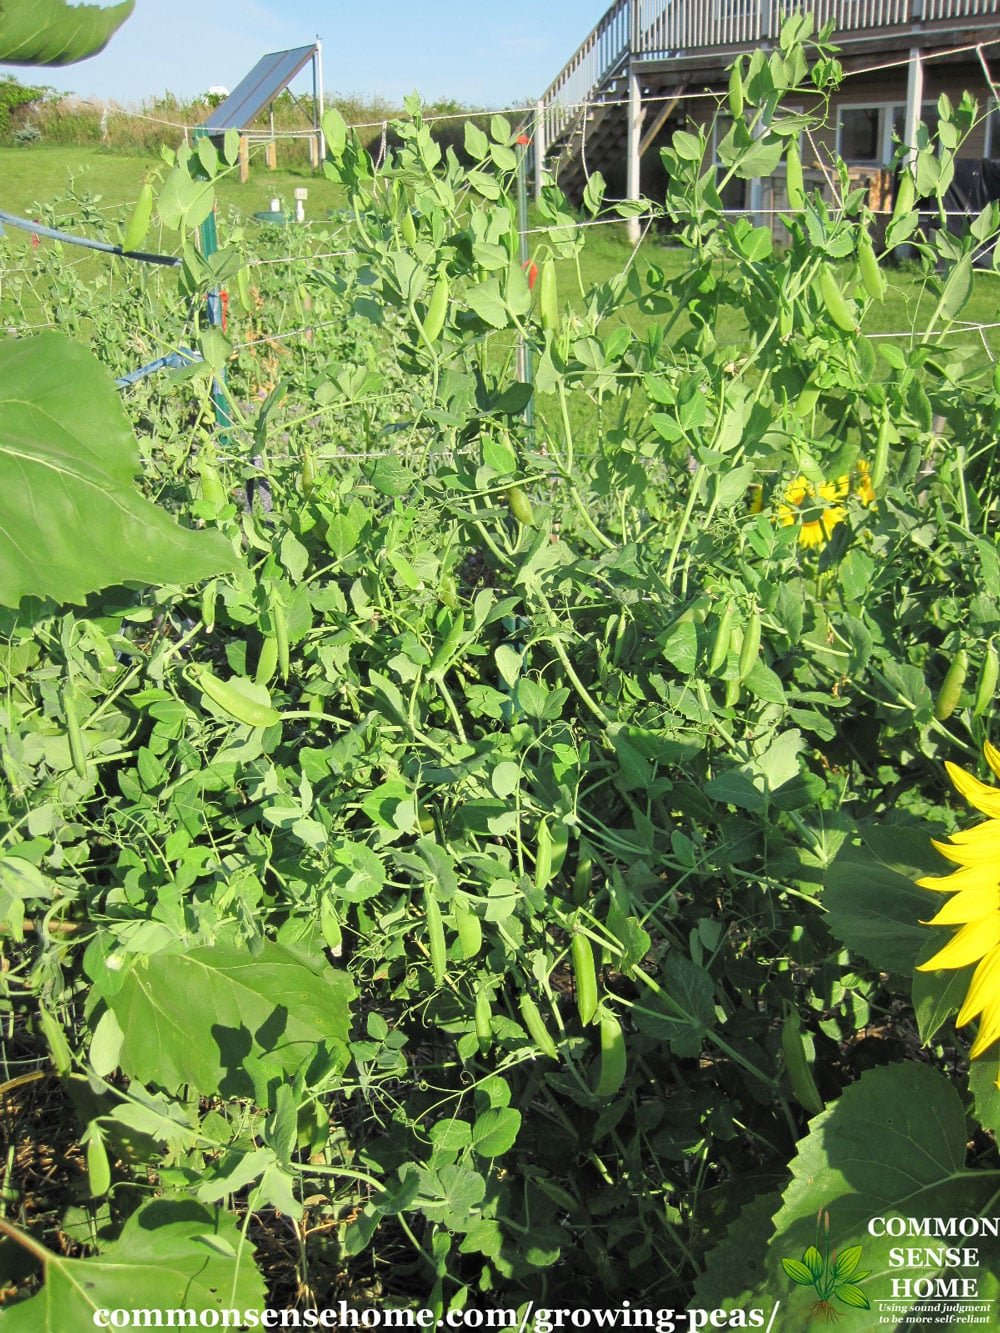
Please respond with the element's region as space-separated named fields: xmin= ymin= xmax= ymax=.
xmin=202 ymin=45 xmax=317 ymax=132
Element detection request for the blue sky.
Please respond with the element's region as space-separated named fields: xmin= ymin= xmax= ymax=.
xmin=2 ymin=1 xmax=612 ymax=108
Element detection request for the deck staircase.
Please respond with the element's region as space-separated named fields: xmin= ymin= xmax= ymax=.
xmin=536 ymin=0 xmax=679 ymax=202
xmin=536 ymin=0 xmax=1000 ymax=204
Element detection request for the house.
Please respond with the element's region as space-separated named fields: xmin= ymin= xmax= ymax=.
xmin=535 ymin=0 xmax=1000 ymax=228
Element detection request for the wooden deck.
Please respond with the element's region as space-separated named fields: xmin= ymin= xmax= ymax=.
xmin=537 ymin=0 xmax=1000 ymax=209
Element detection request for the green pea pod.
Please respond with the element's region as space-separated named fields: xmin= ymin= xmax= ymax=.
xmin=724 ymin=677 xmax=741 ymax=709
xmin=271 ymin=589 xmax=290 ymax=683
xmin=892 ymin=169 xmax=916 ymax=224
xmin=189 ymin=666 xmax=281 ymax=729
xmin=518 ymin=992 xmax=558 ymax=1059
xmin=429 ymin=611 xmax=466 ymax=678
xmin=535 ymin=817 xmax=553 ymax=891
xmin=595 ymin=1009 xmax=627 ymax=1098
xmin=708 ymin=601 xmax=735 ymax=676
xmin=571 ymin=930 xmax=598 ymax=1026
xmin=817 ymin=265 xmax=858 ymax=334
xmin=738 ymin=609 xmax=761 ymax=683
xmin=400 ymin=209 xmax=417 ymax=247
xmin=198 ymin=461 xmax=227 ymax=508
xmin=794 ymin=381 xmax=821 ymax=418
xmin=418 ymin=805 xmax=436 ymax=835
xmin=38 ymin=1002 xmax=72 ymax=1076
xmin=858 ymin=231 xmax=886 ymax=301
xmin=424 ymin=887 xmax=447 ymax=985
xmin=255 ymin=634 xmax=279 ymax=686
xmin=475 ymin=985 xmax=493 ymax=1055
xmin=728 ymin=58 xmax=745 ymax=120
xmin=236 ymin=264 xmax=253 ymax=315
xmin=63 ymin=681 xmax=88 ymax=779
xmin=785 ymin=139 xmax=804 ymax=212
xmin=538 ymin=259 xmax=558 ymax=331
xmin=122 ymin=181 xmax=154 ymax=253
xmin=507 ymin=485 xmax=534 ymax=526
xmin=422 ymin=272 xmax=449 ymax=344
xmin=301 ymin=448 xmax=316 ymax=495
xmin=86 ymin=1126 xmax=112 ymax=1198
xmin=531 ymin=820 xmax=569 ymax=891
xmin=572 ymin=845 xmax=593 ymax=906
xmin=438 ymin=573 xmax=459 ymax=610
xmin=871 ymin=412 xmax=892 ymax=490
xmin=780 ymin=1011 xmax=823 ymax=1116
xmin=453 ymin=896 xmax=482 ymax=959
xmin=973 ymin=641 xmax=999 ymax=718
xmin=934 ymin=648 xmax=969 ymax=721
xmin=201 ymin=579 xmax=217 ymax=634
xmin=550 ymin=820 xmax=570 ymax=877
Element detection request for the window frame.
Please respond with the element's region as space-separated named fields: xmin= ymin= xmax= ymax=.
xmin=835 ymin=99 xmax=940 ymax=165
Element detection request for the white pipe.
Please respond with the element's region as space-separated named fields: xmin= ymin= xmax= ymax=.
xmin=316 ymin=36 xmax=326 ymax=161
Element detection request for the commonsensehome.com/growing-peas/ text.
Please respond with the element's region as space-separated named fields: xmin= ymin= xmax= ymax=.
xmin=90 ymin=1301 xmax=779 ymax=1331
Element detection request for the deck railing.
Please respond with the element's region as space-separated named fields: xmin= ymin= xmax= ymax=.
xmin=540 ymin=0 xmax=1000 ymax=150
xmin=538 ymin=0 xmax=633 ymax=148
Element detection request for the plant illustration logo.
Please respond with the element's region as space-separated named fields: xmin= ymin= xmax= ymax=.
xmin=781 ymin=1210 xmax=871 ymax=1323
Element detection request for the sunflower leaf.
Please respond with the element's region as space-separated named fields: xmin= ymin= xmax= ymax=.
xmin=0 ymin=0 xmax=134 ymax=65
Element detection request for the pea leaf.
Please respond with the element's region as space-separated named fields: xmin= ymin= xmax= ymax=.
xmin=0 ymin=0 xmax=133 ymax=65
xmin=471 ymin=1107 xmax=521 ymax=1158
xmin=0 ymin=1199 xmax=263 ymax=1329
xmin=0 ymin=335 xmax=238 ymax=607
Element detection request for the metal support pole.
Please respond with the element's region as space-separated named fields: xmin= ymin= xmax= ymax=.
xmin=626 ymin=0 xmax=643 ymax=243
xmin=749 ymin=167 xmax=764 ymax=226
xmin=902 ymin=46 xmax=925 ymax=176
xmin=316 ymin=37 xmax=326 ymax=161
xmin=193 ymin=128 xmax=231 ymax=440
xmin=627 ymin=68 xmax=643 ymax=244
xmin=534 ymin=98 xmax=546 ymax=203
xmin=516 ymin=140 xmax=534 ymax=432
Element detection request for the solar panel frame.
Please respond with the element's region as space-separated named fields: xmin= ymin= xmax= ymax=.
xmin=202 ymin=44 xmax=318 ymax=132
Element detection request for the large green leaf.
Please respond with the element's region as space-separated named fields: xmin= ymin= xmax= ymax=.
xmin=0 ymin=0 xmax=133 ymax=64
xmin=771 ymin=1064 xmax=1000 ymax=1323
xmin=699 ymin=1065 xmax=1000 ymax=1323
xmin=0 ymin=334 xmax=238 ymax=606
xmin=824 ymin=823 xmax=939 ymax=973
xmin=93 ymin=938 xmax=355 ymax=1096
xmin=0 ymin=1198 xmax=263 ymax=1328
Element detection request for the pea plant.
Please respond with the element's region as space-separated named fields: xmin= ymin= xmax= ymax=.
xmin=3 ymin=6 xmax=1000 ymax=1321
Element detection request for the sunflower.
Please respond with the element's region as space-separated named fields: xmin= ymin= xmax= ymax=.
xmin=776 ymin=461 xmax=875 ymax=549
xmin=916 ymin=741 xmax=1000 ymax=1060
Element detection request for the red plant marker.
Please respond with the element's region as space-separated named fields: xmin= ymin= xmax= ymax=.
xmin=516 ymin=133 xmax=531 ymax=146
xmin=522 ymin=259 xmax=539 ymax=290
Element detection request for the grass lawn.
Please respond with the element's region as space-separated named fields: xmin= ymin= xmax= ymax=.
xmin=3 ymin=145 xmax=998 ymax=375
xmin=0 ymin=144 xmax=343 ymax=229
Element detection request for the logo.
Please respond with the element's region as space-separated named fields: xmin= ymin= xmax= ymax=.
xmin=781 ymin=1211 xmax=871 ymax=1323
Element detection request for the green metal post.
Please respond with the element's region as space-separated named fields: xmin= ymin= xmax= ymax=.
xmin=193 ymin=128 xmax=232 ymax=439
xmin=516 ymin=135 xmax=534 ymax=432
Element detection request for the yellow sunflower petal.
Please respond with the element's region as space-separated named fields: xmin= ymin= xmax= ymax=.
xmin=946 ymin=761 xmax=1000 ymax=819
xmin=917 ymin=863 xmax=1000 ymax=893
xmin=928 ymin=836 xmax=1000 ymax=867
xmin=916 ymin=915 xmax=1000 ymax=971
xmin=969 ymin=996 xmax=1000 ymax=1057
xmin=985 ymin=739 xmax=1000 ymax=781
xmin=922 ymin=884 xmax=1000 ymax=926
xmin=957 ymin=948 xmax=1000 ymax=1026
xmin=947 ymin=818 xmax=1000 ymax=847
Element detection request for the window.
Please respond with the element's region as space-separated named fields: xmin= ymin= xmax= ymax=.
xmin=987 ymin=107 xmax=1000 ymax=157
xmin=836 ymin=101 xmax=940 ymax=165
xmin=840 ymin=107 xmax=880 ymax=161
